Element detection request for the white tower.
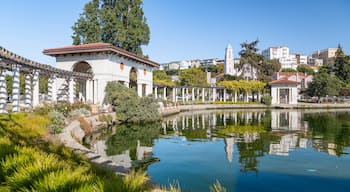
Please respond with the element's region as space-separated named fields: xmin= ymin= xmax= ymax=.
xmin=224 ymin=44 xmax=235 ymax=76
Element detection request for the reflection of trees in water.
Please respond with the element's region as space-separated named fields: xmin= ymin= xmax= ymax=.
xmin=105 ymin=123 xmax=160 ymax=160
xmin=304 ymin=112 xmax=350 ymax=156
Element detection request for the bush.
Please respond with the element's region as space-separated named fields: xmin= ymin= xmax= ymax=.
xmin=68 ymin=108 xmax=91 ymax=119
xmin=261 ymin=94 xmax=272 ymax=105
xmin=104 ymin=82 xmax=161 ymax=123
xmin=48 ymin=111 xmax=66 ymax=134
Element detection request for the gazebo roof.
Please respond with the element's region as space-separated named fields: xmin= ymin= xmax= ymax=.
xmin=43 ymin=42 xmax=159 ymax=68
xmin=268 ymin=79 xmax=300 ymax=85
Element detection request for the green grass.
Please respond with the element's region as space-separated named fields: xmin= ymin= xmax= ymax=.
xmin=0 ymin=113 xmax=149 ymax=192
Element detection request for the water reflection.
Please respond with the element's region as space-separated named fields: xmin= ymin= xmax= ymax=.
xmin=85 ymin=109 xmax=350 ymax=174
xmin=85 ymin=123 xmax=160 ymax=169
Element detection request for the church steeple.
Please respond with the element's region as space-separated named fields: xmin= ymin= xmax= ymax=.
xmin=224 ymin=44 xmax=235 ymax=76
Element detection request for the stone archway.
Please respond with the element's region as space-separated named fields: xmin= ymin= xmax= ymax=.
xmin=129 ymin=67 xmax=138 ymax=91
xmin=72 ymin=61 xmax=93 ymax=102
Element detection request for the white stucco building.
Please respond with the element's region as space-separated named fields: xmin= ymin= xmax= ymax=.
xmin=44 ymin=43 xmax=159 ymax=105
xmin=262 ymin=46 xmax=308 ymax=70
xmin=269 ymin=72 xmax=313 ymax=105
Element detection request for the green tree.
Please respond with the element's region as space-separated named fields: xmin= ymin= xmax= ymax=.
xmin=260 ymin=59 xmax=281 ymax=82
xmin=239 ymin=40 xmax=263 ymax=67
xmin=72 ymin=0 xmax=150 ymax=56
xmin=179 ymin=68 xmax=208 ymax=87
xmin=153 ymin=70 xmax=174 ymax=87
xmin=281 ymin=68 xmax=297 ymax=72
xmin=333 ymin=44 xmax=350 ymax=83
xmin=72 ymin=0 xmax=101 ymax=45
xmin=297 ymin=64 xmax=314 ymax=75
xmin=153 ymin=70 xmax=172 ymax=82
xmin=307 ymin=72 xmax=343 ymax=102
xmin=239 ymin=39 xmax=277 ymax=81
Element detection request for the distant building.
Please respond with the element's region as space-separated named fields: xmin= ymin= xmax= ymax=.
xmin=312 ymin=48 xmax=337 ymax=65
xmin=291 ymin=53 xmax=307 ymax=64
xmin=308 ymin=57 xmax=324 ymax=66
xmin=262 ymin=46 xmax=290 ymax=60
xmin=262 ymin=46 xmax=307 ymax=70
xmin=224 ymin=44 xmax=236 ymax=76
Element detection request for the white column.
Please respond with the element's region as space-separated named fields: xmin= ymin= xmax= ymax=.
xmin=85 ymin=79 xmax=91 ymax=103
xmin=48 ymin=75 xmax=57 ymax=103
xmin=186 ymin=88 xmax=189 ymax=102
xmin=32 ymin=70 xmax=39 ymax=107
xmin=24 ymin=74 xmax=32 ymax=108
xmin=234 ymin=90 xmax=237 ymax=102
xmin=202 ymin=88 xmax=205 ymax=103
xmin=68 ymin=78 xmax=75 ymax=103
xmin=196 ymin=88 xmax=200 ymax=101
xmin=137 ymin=83 xmax=142 ymax=97
xmin=224 ymin=89 xmax=227 ymax=102
xmin=154 ymin=87 xmax=158 ymax=99
xmin=163 ymin=87 xmax=167 ymax=100
xmin=212 ymin=88 xmax=216 ymax=102
xmin=192 ymin=88 xmax=195 ymax=102
xmin=182 ymin=88 xmax=185 ymax=102
xmin=172 ymin=87 xmax=176 ymax=102
xmin=0 ymin=70 xmax=7 ymax=113
xmin=12 ymin=65 xmax=20 ymax=112
xmin=94 ymin=79 xmax=99 ymax=103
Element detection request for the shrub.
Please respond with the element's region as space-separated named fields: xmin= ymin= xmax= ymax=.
xmin=48 ymin=111 xmax=66 ymax=134
xmin=123 ymin=170 xmax=148 ymax=192
xmin=104 ymin=82 xmax=161 ymax=123
xmin=261 ymin=94 xmax=272 ymax=105
xmin=68 ymin=108 xmax=91 ymax=119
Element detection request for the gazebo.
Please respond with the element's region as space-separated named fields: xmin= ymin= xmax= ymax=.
xmin=269 ymin=79 xmax=299 ymax=105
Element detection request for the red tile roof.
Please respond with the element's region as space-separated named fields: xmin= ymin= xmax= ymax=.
xmin=269 ymin=79 xmax=300 ymax=85
xmin=277 ymin=72 xmax=308 ymax=78
xmin=43 ymin=42 xmax=159 ymax=68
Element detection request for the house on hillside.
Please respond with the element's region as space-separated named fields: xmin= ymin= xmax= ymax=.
xmin=269 ymin=72 xmax=313 ymax=105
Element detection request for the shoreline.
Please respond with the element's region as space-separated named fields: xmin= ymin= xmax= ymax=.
xmin=160 ymin=103 xmax=350 ymax=116
xmin=57 ymin=102 xmax=350 ymax=179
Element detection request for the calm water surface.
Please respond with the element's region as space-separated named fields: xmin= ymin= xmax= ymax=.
xmin=86 ymin=109 xmax=350 ymax=192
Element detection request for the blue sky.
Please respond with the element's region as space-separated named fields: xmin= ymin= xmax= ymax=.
xmin=1 ymin=0 xmax=349 ymax=65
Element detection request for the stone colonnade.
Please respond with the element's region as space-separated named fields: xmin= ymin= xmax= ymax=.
xmin=0 ymin=65 xmax=88 ymax=113
xmin=153 ymin=86 xmax=262 ymax=103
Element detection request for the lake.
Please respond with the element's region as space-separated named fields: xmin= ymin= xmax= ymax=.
xmin=85 ymin=109 xmax=350 ymax=192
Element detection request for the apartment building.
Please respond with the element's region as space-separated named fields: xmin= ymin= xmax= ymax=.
xmin=312 ymin=48 xmax=337 ymax=65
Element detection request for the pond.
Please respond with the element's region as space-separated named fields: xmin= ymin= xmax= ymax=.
xmin=85 ymin=109 xmax=350 ymax=192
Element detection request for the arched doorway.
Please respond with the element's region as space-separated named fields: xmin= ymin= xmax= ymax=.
xmin=72 ymin=61 xmax=93 ymax=102
xmin=129 ymin=67 xmax=138 ymax=92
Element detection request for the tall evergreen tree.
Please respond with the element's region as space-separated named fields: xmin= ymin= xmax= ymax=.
xmin=333 ymin=44 xmax=350 ymax=83
xmin=72 ymin=0 xmax=150 ymax=56
xmin=239 ymin=39 xmax=264 ymax=67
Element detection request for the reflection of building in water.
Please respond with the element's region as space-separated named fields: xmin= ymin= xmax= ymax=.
xmin=136 ymin=140 xmax=153 ymax=160
xmin=244 ymin=132 xmax=259 ymax=143
xmin=93 ymin=140 xmax=153 ymax=168
xmin=224 ymin=137 xmax=235 ymax=162
xmin=299 ymin=138 xmax=308 ymax=148
xmin=269 ymin=134 xmax=298 ymax=156
xmin=327 ymin=143 xmax=337 ymax=156
xmin=94 ymin=140 xmax=132 ymax=168
xmin=271 ymin=111 xmax=308 ymax=131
